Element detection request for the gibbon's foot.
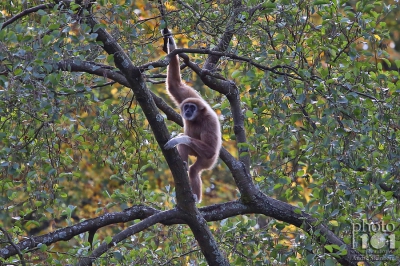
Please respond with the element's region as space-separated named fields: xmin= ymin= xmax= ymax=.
xmin=193 ymin=193 xmax=201 ymax=203
xmin=164 ymin=139 xmax=176 ymax=150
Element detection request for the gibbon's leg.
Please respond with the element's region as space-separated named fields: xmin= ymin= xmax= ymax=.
xmin=188 ymin=157 xmax=214 ymax=202
xmin=177 ymin=144 xmax=189 ymax=171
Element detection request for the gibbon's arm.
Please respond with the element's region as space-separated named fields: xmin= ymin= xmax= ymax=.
xmin=164 ymin=135 xmax=216 ymax=159
xmin=162 ymin=28 xmax=199 ymax=104
xmin=162 ymin=28 xmax=181 ymax=84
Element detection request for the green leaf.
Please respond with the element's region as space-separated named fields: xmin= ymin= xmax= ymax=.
xmin=330 ymin=209 xmax=339 ymax=217
xmin=246 ymin=69 xmax=255 ymax=78
xmin=324 ymin=244 xmax=333 ymax=252
xmin=107 ymin=54 xmax=114 ymax=64
xmin=231 ymin=70 xmax=241 ymax=78
xmin=314 ymin=0 xmax=330 ymax=5
xmin=255 ymin=176 xmax=265 ymax=182
xmin=325 ymin=258 xmax=335 ymax=266
xmin=114 ymin=251 xmax=124 ymax=261
xmin=14 ymin=68 xmax=23 ymax=76
xmin=37 ymin=9 xmax=47 ymax=15
xmin=105 ymin=236 xmax=113 ymax=244
xmin=382 ymin=58 xmax=391 ymax=68
xmin=40 ymin=15 xmax=50 ymax=25
xmin=49 ymin=23 xmax=60 ymax=30
xmin=245 ymin=110 xmax=254 ymax=118
xmin=38 ymin=243 xmax=48 ymax=252
xmin=395 ymin=59 xmax=400 ymax=69
xmin=160 ymin=20 xmax=167 ymax=29
xmin=275 ymin=223 xmax=286 ymax=230
xmin=263 ymin=2 xmax=276 ymax=8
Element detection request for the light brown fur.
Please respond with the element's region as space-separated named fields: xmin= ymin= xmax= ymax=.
xmin=163 ymin=29 xmax=221 ymax=202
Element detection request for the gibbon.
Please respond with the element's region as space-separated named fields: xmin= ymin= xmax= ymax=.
xmin=162 ymin=28 xmax=221 ymax=202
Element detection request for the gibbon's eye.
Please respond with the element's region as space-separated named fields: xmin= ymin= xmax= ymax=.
xmin=183 ymin=103 xmax=197 ymax=112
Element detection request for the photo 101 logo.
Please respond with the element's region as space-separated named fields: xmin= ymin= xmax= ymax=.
xmin=352 ymin=219 xmax=397 ymax=261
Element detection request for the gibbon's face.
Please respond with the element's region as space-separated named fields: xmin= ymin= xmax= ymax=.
xmin=182 ymin=102 xmax=198 ymax=121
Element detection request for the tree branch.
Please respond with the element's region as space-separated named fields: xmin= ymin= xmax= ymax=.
xmin=77 ymin=208 xmax=180 ymax=266
xmin=252 ymin=192 xmax=370 ymax=266
xmin=1 ymin=3 xmax=56 ymax=30
xmin=379 ymin=183 xmax=400 ymax=200
xmin=203 ymin=0 xmax=243 ymax=70
xmin=0 ymin=202 xmax=255 ymax=260
xmin=154 ymin=48 xmax=303 ymax=80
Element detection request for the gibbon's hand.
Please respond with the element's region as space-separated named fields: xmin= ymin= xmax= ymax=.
xmin=162 ymin=28 xmax=171 ymax=37
xmin=162 ymin=28 xmax=175 ymax=53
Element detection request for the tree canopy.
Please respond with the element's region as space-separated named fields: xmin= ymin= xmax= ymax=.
xmin=0 ymin=0 xmax=399 ymax=265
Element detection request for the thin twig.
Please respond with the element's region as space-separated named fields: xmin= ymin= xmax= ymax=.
xmin=161 ymin=249 xmax=201 ymax=265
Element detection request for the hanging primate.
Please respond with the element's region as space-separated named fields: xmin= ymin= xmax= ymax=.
xmin=162 ymin=28 xmax=221 ymax=202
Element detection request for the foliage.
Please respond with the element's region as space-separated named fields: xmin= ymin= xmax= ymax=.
xmin=0 ymin=0 xmax=399 ymax=265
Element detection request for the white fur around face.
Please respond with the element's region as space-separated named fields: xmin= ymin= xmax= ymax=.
xmin=164 ymin=135 xmax=190 ymax=149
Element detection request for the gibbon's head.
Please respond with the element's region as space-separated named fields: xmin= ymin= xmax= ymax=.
xmin=181 ymin=98 xmax=205 ymax=121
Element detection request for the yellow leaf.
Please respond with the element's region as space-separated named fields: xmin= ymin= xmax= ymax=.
xmin=329 ymin=220 xmax=339 ymax=226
